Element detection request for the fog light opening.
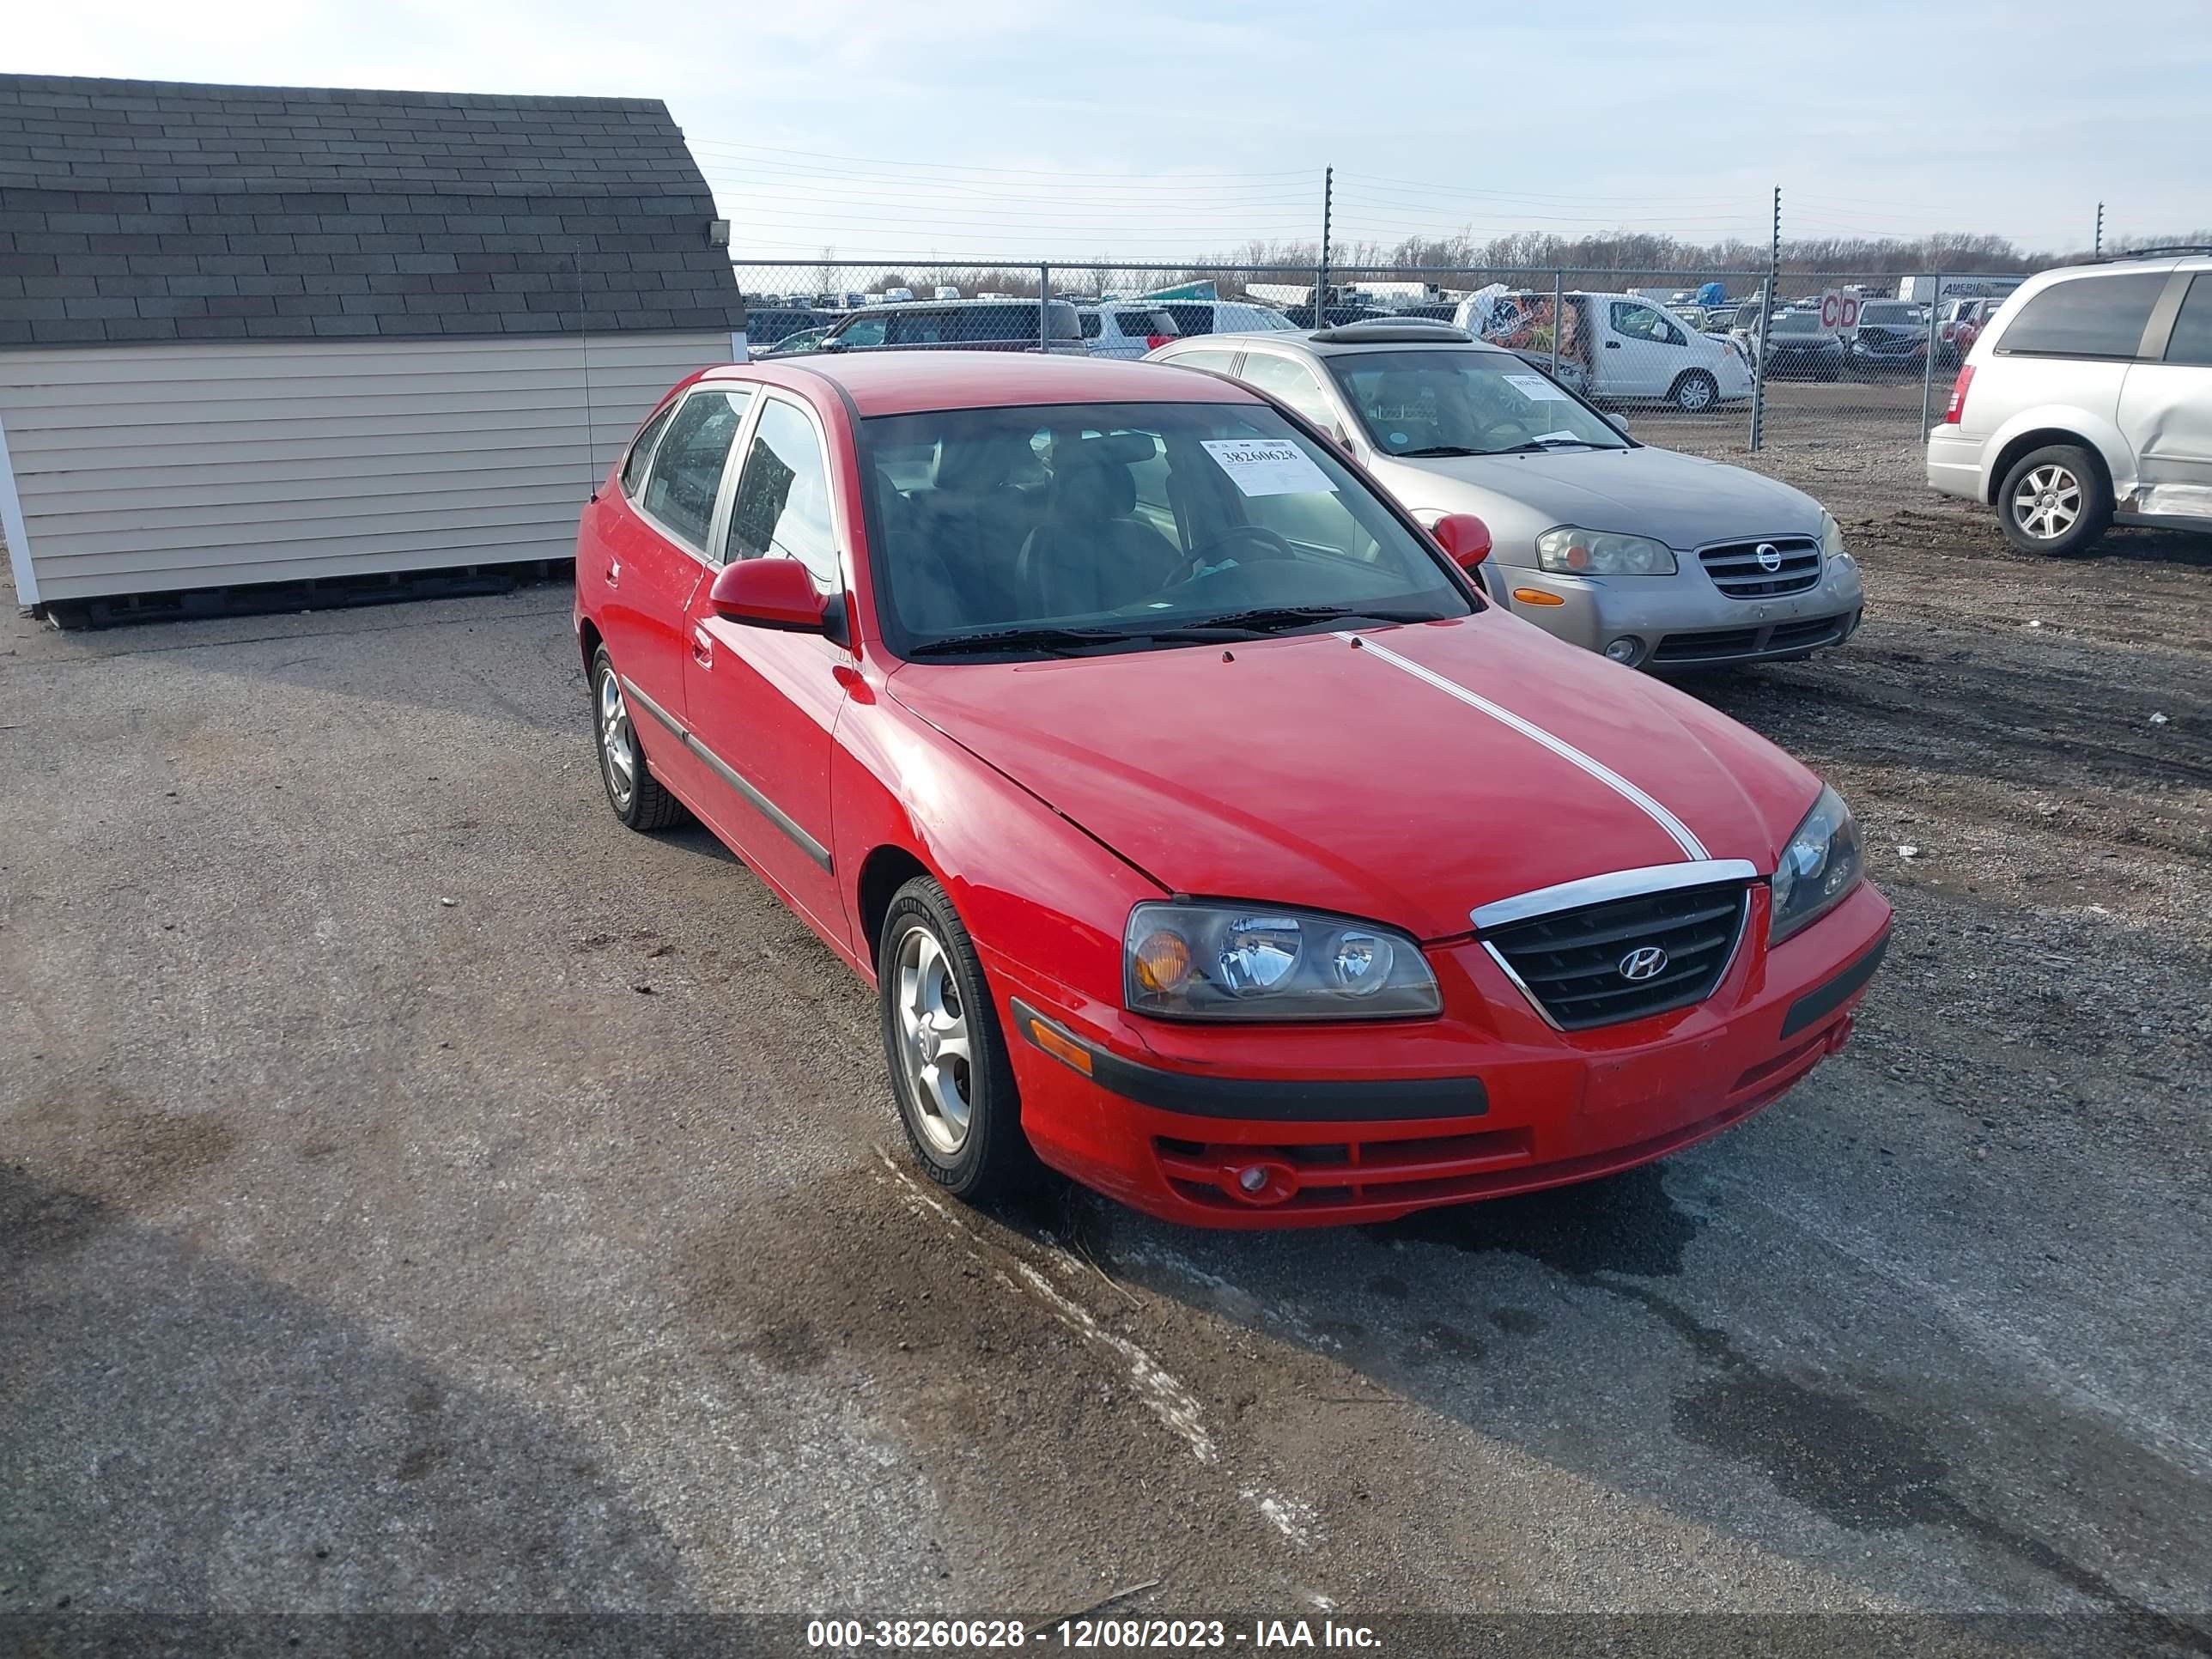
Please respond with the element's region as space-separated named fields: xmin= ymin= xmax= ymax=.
xmin=1219 ymin=1158 xmax=1298 ymax=1206
xmin=1603 ymin=635 xmax=1645 ymax=666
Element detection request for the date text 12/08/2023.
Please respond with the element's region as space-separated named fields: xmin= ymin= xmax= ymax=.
xmin=800 ymin=1627 xmax=1380 ymax=1654
xmin=805 ymin=1617 xmax=1382 ymax=1650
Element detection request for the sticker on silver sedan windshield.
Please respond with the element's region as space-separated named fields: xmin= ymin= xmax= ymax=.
xmin=1502 ymin=373 xmax=1572 ymax=401
xmin=1200 ymin=439 xmax=1340 ymax=497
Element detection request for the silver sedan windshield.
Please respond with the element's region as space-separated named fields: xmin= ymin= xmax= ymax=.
xmin=1328 ymin=349 xmax=1628 ymax=459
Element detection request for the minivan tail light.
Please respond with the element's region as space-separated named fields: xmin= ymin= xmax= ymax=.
xmin=1943 ymin=364 xmax=1973 ymax=426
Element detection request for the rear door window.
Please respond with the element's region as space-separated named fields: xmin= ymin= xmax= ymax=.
xmin=1164 ymin=347 xmax=1241 ymax=374
xmin=640 ymin=388 xmax=751 ymax=551
xmin=1237 ymin=352 xmax=1337 ymax=428
xmin=1164 ymin=303 xmax=1213 ymax=337
xmin=621 ymin=399 xmax=678 ymax=497
xmin=1995 ymin=273 xmax=2166 ymax=360
xmin=2160 ymin=275 xmax=2212 ymax=367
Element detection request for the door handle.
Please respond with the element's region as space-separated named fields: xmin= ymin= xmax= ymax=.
xmin=1604 ymin=340 xmax=1621 ymax=349
xmin=692 ymin=626 xmax=714 ymax=668
xmin=605 ymin=560 xmax=621 ymax=586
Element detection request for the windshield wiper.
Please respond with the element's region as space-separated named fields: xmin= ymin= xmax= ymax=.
xmin=905 ymin=622 xmax=1271 ymax=658
xmin=906 ymin=625 xmax=1145 ymax=658
xmin=1179 ymin=605 xmax=1434 ymax=635
xmin=1393 ymin=445 xmax=1486 ymax=458
xmin=1492 ymin=437 xmax=1603 ymax=454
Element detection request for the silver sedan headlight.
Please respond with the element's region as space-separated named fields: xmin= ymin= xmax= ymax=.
xmin=1820 ymin=510 xmax=1848 ymax=562
xmin=1125 ymin=902 xmax=1441 ymax=1021
xmin=1535 ymin=526 xmax=1678 ymax=575
xmin=1769 ymin=785 xmax=1863 ymax=944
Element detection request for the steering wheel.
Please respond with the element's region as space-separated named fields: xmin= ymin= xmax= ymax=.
xmin=1162 ymin=524 xmax=1299 ymax=589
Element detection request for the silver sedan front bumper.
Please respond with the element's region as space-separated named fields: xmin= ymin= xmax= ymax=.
xmin=1485 ymin=551 xmax=1866 ymax=669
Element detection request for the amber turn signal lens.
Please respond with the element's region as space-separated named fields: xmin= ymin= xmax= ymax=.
xmin=1512 ymin=587 xmax=1567 ymax=606
xmin=1132 ymin=928 xmax=1194 ymax=993
xmin=1028 ymin=1018 xmax=1094 ymax=1076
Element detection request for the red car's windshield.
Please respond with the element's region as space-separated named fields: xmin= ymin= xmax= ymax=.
xmin=861 ymin=401 xmax=1474 ymax=658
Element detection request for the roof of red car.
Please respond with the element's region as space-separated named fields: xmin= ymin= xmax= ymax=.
xmin=703 ymin=349 xmax=1262 ymax=417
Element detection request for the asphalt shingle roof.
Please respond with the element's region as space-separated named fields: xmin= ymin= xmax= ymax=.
xmin=0 ymin=73 xmax=744 ymax=347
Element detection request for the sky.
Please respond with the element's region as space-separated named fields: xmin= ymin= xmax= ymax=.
xmin=11 ymin=0 xmax=2209 ymax=273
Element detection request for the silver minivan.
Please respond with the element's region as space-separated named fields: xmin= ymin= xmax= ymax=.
xmin=1925 ymin=251 xmax=2212 ymax=554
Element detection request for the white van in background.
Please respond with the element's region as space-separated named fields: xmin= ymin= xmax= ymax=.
xmin=1454 ymin=288 xmax=1754 ymax=411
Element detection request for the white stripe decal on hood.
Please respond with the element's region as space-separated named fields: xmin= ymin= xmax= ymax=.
xmin=1336 ymin=633 xmax=1711 ymax=861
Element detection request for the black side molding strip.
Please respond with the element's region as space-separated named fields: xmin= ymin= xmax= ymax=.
xmin=1779 ymin=931 xmax=1889 ymax=1039
xmin=620 ymin=676 xmax=833 ymax=872
xmin=1009 ymin=999 xmax=1488 ymax=1122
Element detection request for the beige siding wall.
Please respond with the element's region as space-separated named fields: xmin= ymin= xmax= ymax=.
xmin=0 ymin=331 xmax=729 ymax=604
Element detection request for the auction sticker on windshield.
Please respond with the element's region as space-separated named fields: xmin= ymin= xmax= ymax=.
xmin=1201 ymin=438 xmax=1339 ymax=497
xmin=1502 ymin=373 xmax=1571 ymax=401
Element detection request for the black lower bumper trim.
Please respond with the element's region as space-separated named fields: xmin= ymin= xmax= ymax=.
xmin=1009 ymin=999 xmax=1488 ymax=1122
xmin=1779 ymin=931 xmax=1889 ymax=1039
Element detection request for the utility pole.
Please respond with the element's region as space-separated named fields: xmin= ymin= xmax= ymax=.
xmin=1750 ymin=185 xmax=1778 ymax=453
xmin=1315 ymin=166 xmax=1332 ymax=327
xmin=2094 ymin=201 xmax=2105 ymax=256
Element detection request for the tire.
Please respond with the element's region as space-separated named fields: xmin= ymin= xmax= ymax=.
xmin=589 ymin=646 xmax=688 ymax=831
xmin=878 ymin=876 xmax=1038 ymax=1204
xmin=1668 ymin=370 xmax=1719 ymax=413
xmin=1997 ymin=444 xmax=2112 ymax=556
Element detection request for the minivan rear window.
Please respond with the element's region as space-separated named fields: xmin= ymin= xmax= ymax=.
xmin=1994 ymin=272 xmax=2166 ymax=361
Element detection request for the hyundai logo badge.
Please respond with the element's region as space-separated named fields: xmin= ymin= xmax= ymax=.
xmin=1755 ymin=542 xmax=1784 ymax=573
xmin=1620 ymin=945 xmax=1669 ymax=981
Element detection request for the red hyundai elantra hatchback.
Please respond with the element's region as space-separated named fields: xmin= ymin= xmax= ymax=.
xmin=574 ymin=351 xmax=1887 ymax=1227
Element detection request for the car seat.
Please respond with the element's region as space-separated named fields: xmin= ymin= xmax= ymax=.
xmin=1015 ymin=440 xmax=1181 ymax=617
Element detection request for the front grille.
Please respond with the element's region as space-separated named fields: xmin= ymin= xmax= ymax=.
xmin=1154 ymin=1126 xmax=1534 ymax=1215
xmin=1700 ymin=536 xmax=1820 ymax=599
xmin=1768 ymin=614 xmax=1848 ymax=650
xmin=1484 ymin=880 xmax=1748 ymax=1030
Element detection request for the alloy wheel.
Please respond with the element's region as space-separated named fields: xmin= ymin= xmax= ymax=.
xmin=2012 ymin=465 xmax=2081 ymax=541
xmin=597 ymin=669 xmax=637 ymax=810
xmin=893 ymin=922 xmax=973 ymax=1156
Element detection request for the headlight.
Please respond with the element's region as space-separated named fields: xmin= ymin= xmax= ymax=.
xmin=1125 ymin=902 xmax=1442 ymax=1021
xmin=1535 ymin=526 xmax=1678 ymax=575
xmin=1820 ymin=510 xmax=1847 ymax=561
xmin=1769 ymin=785 xmax=1863 ymax=944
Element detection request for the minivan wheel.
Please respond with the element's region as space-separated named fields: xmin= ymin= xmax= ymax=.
xmin=1997 ymin=444 xmax=2112 ymax=556
xmin=878 ymin=877 xmax=1038 ymax=1204
xmin=1669 ymin=370 xmax=1719 ymax=412
xmin=590 ymin=647 xmax=688 ymax=830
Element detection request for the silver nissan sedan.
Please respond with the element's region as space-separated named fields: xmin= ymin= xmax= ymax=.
xmin=1149 ymin=321 xmax=1865 ymax=670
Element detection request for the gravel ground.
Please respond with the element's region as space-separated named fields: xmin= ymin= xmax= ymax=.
xmin=1 ymin=426 xmax=2208 ymax=1655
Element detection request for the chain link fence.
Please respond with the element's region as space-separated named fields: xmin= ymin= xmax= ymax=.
xmin=730 ymin=262 xmax=2027 ymax=459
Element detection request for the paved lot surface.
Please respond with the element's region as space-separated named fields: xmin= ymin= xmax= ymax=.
xmin=2 ymin=445 xmax=2209 ymax=1652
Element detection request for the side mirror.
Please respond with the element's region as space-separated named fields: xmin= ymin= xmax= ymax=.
xmin=708 ymin=557 xmax=830 ymax=632
xmin=1431 ymin=512 xmax=1492 ymax=570
xmin=1606 ymin=411 xmax=1632 ymax=437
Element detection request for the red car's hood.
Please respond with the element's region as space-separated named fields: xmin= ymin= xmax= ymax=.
xmin=888 ymin=613 xmax=1820 ymax=940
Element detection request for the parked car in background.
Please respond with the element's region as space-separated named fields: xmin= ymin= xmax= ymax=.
xmin=1926 ymin=251 xmax=2212 ymax=555
xmin=577 ymin=350 xmax=1889 ymax=1225
xmin=1149 ymin=319 xmax=1863 ymax=670
xmin=800 ymin=296 xmax=1086 ymax=356
xmin=1738 ymin=312 xmax=1846 ymax=379
xmin=1076 ymin=303 xmax=1181 ymax=359
xmin=763 ymin=325 xmax=835 ymax=358
xmin=741 ymin=307 xmax=834 ymax=349
xmin=1938 ymin=297 xmax=2002 ymax=366
xmin=933 ymin=284 xmax=962 ymax=301
xmin=1155 ymin=298 xmax=1299 ymax=337
xmin=1849 ymin=301 xmax=1930 ymax=372
xmin=1456 ymin=289 xmax=1753 ymax=411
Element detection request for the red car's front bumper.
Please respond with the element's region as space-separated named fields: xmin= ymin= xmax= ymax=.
xmin=991 ymin=881 xmax=1891 ymax=1229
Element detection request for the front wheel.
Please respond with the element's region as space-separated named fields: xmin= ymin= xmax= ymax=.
xmin=1997 ymin=444 xmax=2112 ymax=556
xmin=878 ymin=877 xmax=1038 ymax=1204
xmin=1668 ymin=370 xmax=1719 ymax=412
